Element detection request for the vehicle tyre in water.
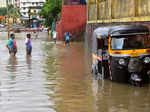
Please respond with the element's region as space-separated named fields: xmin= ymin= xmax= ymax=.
xmin=110 ymin=60 xmax=129 ymax=82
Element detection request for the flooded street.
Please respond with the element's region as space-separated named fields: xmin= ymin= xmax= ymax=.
xmin=0 ymin=32 xmax=150 ymax=112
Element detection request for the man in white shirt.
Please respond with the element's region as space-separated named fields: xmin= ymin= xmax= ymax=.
xmin=53 ymin=31 xmax=57 ymax=43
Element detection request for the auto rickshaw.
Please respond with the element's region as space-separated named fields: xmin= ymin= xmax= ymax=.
xmin=92 ymin=25 xmax=150 ymax=86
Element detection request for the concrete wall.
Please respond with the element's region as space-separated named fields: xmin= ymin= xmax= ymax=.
xmin=56 ymin=5 xmax=86 ymax=39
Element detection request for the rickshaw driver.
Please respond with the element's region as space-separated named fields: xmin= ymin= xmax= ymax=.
xmin=125 ymin=35 xmax=143 ymax=49
xmin=135 ymin=35 xmax=144 ymax=48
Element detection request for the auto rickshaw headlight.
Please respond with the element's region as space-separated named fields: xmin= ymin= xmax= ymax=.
xmin=119 ymin=59 xmax=125 ymax=65
xmin=144 ymin=57 xmax=150 ymax=64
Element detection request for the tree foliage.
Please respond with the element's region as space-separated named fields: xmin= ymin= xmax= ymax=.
xmin=0 ymin=8 xmax=7 ymax=16
xmin=7 ymin=4 xmax=20 ymax=23
xmin=8 ymin=4 xmax=20 ymax=17
xmin=40 ymin=0 xmax=62 ymax=26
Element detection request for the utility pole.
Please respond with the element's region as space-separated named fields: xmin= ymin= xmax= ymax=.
xmin=6 ymin=0 xmax=10 ymax=39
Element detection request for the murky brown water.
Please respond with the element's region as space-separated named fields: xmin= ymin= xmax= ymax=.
xmin=0 ymin=32 xmax=150 ymax=112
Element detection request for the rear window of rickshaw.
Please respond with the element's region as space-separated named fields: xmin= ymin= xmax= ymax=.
xmin=97 ymin=39 xmax=108 ymax=49
xmin=111 ymin=34 xmax=150 ymax=50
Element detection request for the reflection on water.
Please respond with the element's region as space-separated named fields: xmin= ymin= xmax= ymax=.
xmin=53 ymin=43 xmax=95 ymax=112
xmin=26 ymin=55 xmax=32 ymax=69
xmin=7 ymin=57 xmax=18 ymax=73
xmin=0 ymin=33 xmax=57 ymax=112
xmin=92 ymin=76 xmax=150 ymax=112
xmin=26 ymin=55 xmax=32 ymax=76
xmin=0 ymin=32 xmax=150 ymax=112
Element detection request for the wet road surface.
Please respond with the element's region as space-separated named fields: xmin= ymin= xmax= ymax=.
xmin=0 ymin=32 xmax=150 ymax=112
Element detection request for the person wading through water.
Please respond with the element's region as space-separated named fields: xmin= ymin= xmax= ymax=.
xmin=6 ymin=33 xmax=17 ymax=57
xmin=65 ymin=32 xmax=71 ymax=46
xmin=25 ymin=34 xmax=32 ymax=55
xmin=53 ymin=30 xmax=57 ymax=44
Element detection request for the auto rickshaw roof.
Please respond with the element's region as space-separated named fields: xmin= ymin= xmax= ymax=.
xmin=109 ymin=25 xmax=149 ymax=37
xmin=94 ymin=26 xmax=113 ymax=39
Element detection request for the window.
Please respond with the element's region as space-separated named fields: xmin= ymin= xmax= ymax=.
xmin=111 ymin=34 xmax=150 ymax=50
xmin=111 ymin=38 xmax=124 ymax=50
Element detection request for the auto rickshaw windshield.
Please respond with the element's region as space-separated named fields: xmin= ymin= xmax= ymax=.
xmin=111 ymin=34 xmax=150 ymax=50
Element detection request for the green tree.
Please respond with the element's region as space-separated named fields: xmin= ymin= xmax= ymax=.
xmin=40 ymin=0 xmax=62 ymax=26
xmin=0 ymin=8 xmax=7 ymax=16
xmin=7 ymin=4 xmax=20 ymax=23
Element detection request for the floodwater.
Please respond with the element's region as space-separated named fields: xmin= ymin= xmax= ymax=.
xmin=0 ymin=32 xmax=150 ymax=112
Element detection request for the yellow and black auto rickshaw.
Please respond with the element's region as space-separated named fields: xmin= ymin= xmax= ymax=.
xmin=92 ymin=25 xmax=150 ymax=86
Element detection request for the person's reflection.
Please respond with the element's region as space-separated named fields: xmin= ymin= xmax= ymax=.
xmin=3 ymin=57 xmax=18 ymax=106
xmin=26 ymin=55 xmax=32 ymax=70
xmin=92 ymin=75 xmax=104 ymax=112
xmin=7 ymin=57 xmax=18 ymax=73
xmin=26 ymin=55 xmax=32 ymax=77
xmin=92 ymin=77 xmax=99 ymax=96
xmin=7 ymin=57 xmax=18 ymax=81
xmin=65 ymin=46 xmax=70 ymax=57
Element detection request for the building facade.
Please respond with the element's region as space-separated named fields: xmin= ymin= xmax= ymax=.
xmin=0 ymin=0 xmax=6 ymax=7
xmin=0 ymin=0 xmax=20 ymax=8
xmin=20 ymin=0 xmax=45 ymax=18
xmin=14 ymin=0 xmax=20 ymax=8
